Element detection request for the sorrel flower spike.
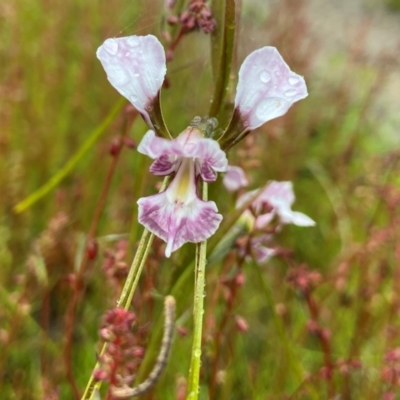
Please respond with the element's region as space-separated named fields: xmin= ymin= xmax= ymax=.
xmin=137 ymin=125 xmax=228 ymax=257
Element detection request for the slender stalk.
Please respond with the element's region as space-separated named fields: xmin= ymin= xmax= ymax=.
xmin=81 ymin=229 xmax=152 ymax=400
xmin=81 ymin=177 xmax=169 ymax=400
xmin=13 ymin=98 xmax=126 ymax=213
xmin=209 ymin=0 xmax=236 ymax=119
xmin=186 ymin=183 xmax=208 ymax=400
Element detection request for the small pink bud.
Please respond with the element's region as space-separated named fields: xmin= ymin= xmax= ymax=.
xmin=123 ymin=137 xmax=136 ymax=149
xmin=131 ymin=346 xmax=145 ymax=358
xmin=177 ymin=326 xmax=188 ymax=337
xmin=167 ymin=15 xmax=178 ymax=25
xmin=99 ymin=327 xmax=115 ymax=342
xmin=235 ymin=315 xmax=249 ymax=333
xmin=93 ymin=368 xmax=109 ymax=381
xmin=87 ymin=239 xmax=98 ymax=260
xmin=235 ymin=272 xmax=246 ymax=286
xmin=109 ymin=138 xmax=122 ymax=156
xmin=306 ymin=320 xmax=320 ymax=335
xmin=383 ymin=392 xmax=396 ymax=400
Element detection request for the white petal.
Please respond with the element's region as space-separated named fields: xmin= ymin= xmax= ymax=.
xmin=280 ymin=210 xmax=316 ymax=227
xmin=260 ymin=181 xmax=295 ymax=210
xmin=234 ymin=47 xmax=308 ymax=130
xmin=137 ymin=130 xmax=175 ymax=159
xmin=97 ymin=35 xmax=166 ymax=127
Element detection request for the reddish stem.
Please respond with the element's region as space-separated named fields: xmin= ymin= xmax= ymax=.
xmin=63 ymin=111 xmax=137 ymax=399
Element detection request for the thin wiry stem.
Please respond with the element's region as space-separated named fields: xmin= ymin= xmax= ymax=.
xmin=186 ymin=183 xmax=208 ymax=400
xmin=111 ymin=296 xmax=176 ymax=398
xmin=81 ymin=177 xmax=169 ymax=400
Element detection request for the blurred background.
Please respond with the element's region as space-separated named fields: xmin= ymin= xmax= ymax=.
xmin=1 ymin=0 xmax=400 ymax=399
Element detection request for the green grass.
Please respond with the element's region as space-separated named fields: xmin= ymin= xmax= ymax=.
xmin=1 ymin=0 xmax=400 ymax=399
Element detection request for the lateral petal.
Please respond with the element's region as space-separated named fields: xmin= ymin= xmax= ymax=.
xmin=97 ymin=35 xmax=166 ymax=128
xmin=234 ymin=47 xmax=308 ymax=130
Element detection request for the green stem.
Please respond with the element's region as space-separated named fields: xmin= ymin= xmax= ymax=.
xmin=13 ymin=98 xmax=126 ymax=213
xmin=209 ymin=0 xmax=236 ymax=119
xmin=186 ymin=184 xmax=208 ymax=400
xmin=80 ymin=228 xmax=152 ymax=400
xmin=81 ymin=177 xmax=169 ymax=400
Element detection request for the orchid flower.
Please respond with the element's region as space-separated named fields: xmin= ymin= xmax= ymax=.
xmin=96 ymin=35 xmax=308 ymax=256
xmin=137 ymin=128 xmax=227 ymax=257
xmin=238 ymin=181 xmax=316 ymax=230
xmin=237 ymin=181 xmax=315 ymax=264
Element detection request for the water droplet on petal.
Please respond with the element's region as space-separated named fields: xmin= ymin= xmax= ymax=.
xmin=285 ymin=89 xmax=297 ymax=97
xmin=130 ymin=95 xmax=138 ymax=103
xmin=127 ymin=36 xmax=139 ymax=47
xmin=275 ymin=71 xmax=280 ymax=76
xmin=289 ymin=76 xmax=299 ymax=85
xmin=259 ymin=70 xmax=271 ymax=83
xmin=125 ymin=52 xmax=130 ymax=56
xmin=103 ymin=38 xmax=118 ymax=55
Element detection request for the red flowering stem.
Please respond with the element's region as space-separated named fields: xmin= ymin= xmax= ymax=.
xmin=64 ymin=111 xmax=137 ymax=399
xmin=304 ymin=291 xmax=335 ymax=398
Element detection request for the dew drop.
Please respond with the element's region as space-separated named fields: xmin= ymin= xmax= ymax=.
xmin=285 ymin=89 xmax=297 ymax=97
xmin=125 ymin=52 xmax=130 ymax=57
xmin=194 ymin=349 xmax=201 ymax=357
xmin=103 ymin=38 xmax=118 ymax=55
xmin=275 ymin=70 xmax=280 ymax=76
xmin=127 ymin=36 xmax=139 ymax=47
xmin=259 ymin=70 xmax=271 ymax=83
xmin=130 ymin=95 xmax=138 ymax=103
xmin=289 ymin=76 xmax=299 ymax=85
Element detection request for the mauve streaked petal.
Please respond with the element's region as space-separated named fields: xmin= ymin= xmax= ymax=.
xmin=234 ymin=47 xmax=307 ymax=130
xmin=138 ymin=192 xmax=222 ymax=257
xmin=223 ymin=166 xmax=249 ymax=192
xmin=97 ymin=35 xmax=166 ymax=127
xmin=195 ymin=140 xmax=228 ymax=171
xmin=149 ymin=155 xmax=177 ymax=176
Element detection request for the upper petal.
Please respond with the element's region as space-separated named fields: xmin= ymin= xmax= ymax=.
xmin=260 ymin=181 xmax=295 ymax=210
xmin=97 ymin=35 xmax=166 ymax=127
xmin=234 ymin=47 xmax=308 ymax=130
